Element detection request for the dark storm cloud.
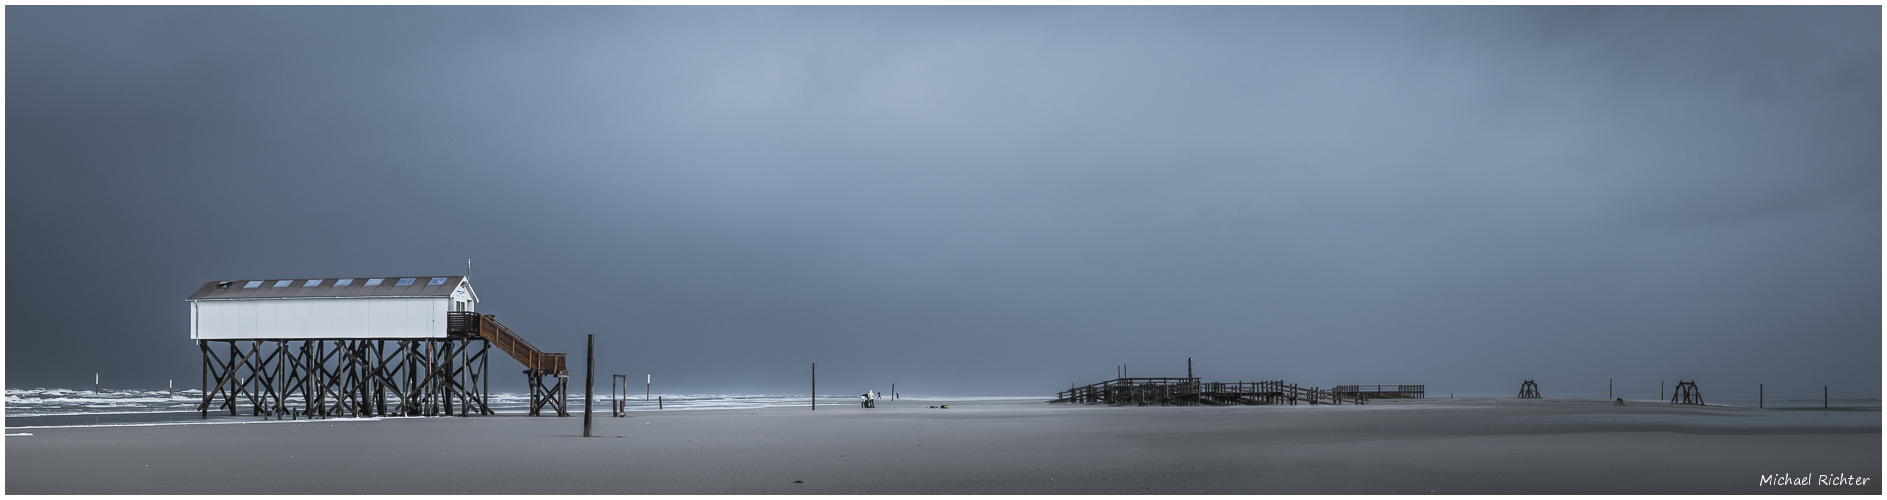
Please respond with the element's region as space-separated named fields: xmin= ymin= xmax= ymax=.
xmin=8 ymin=6 xmax=1878 ymax=399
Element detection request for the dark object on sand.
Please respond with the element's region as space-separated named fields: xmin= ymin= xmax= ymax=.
xmin=1614 ymin=398 xmax=1625 ymax=407
xmin=1518 ymin=380 xmax=1541 ymax=399
xmin=584 ymin=335 xmax=594 ymax=437
xmin=611 ymin=375 xmax=629 ymax=417
xmin=1671 ymin=381 xmax=1703 ymax=405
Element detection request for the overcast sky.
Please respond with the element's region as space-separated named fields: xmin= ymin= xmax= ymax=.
xmin=8 ymin=6 xmax=1879 ymax=399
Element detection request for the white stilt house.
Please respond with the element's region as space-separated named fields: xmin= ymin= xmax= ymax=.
xmin=186 ymin=275 xmax=569 ymax=419
xmin=188 ymin=276 xmax=477 ymax=340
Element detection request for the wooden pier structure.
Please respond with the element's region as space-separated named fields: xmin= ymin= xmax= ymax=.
xmin=1334 ymin=384 xmax=1427 ymax=400
xmin=1053 ymin=379 xmax=1422 ymax=406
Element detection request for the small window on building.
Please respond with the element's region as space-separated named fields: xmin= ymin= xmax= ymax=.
xmin=273 ymin=280 xmax=293 ymax=287
xmin=215 ymin=281 xmax=232 ymax=289
xmin=304 ymin=279 xmax=322 ymax=287
xmin=334 ymin=278 xmax=353 ymax=286
xmin=395 ymin=278 xmax=416 ymax=286
xmin=244 ymin=281 xmax=263 ymax=288
xmin=365 ymin=278 xmax=384 ymax=286
xmin=428 ymin=277 xmax=448 ymax=286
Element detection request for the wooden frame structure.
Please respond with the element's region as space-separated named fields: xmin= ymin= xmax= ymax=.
xmin=196 ymin=338 xmax=493 ymax=419
xmin=1517 ymin=380 xmax=1541 ymax=399
xmin=1671 ymin=380 xmax=1703 ymax=405
xmin=610 ymin=374 xmax=629 ymax=417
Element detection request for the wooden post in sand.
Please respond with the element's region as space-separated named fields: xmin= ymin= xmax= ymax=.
xmin=1825 ymin=386 xmax=1828 ymax=409
xmin=583 ymin=335 xmax=594 ymax=437
xmin=1759 ymin=384 xmax=1763 ymax=409
xmin=811 ymin=363 xmax=816 ymax=411
xmin=201 ymin=344 xmax=209 ymax=419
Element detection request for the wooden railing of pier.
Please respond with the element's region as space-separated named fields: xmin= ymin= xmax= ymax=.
xmin=1051 ymin=379 xmax=1375 ymax=406
xmin=1332 ymin=385 xmax=1426 ymax=399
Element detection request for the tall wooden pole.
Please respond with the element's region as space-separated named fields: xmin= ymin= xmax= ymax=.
xmin=1759 ymin=384 xmax=1763 ymax=409
xmin=1187 ymin=358 xmax=1194 ymax=407
xmin=811 ymin=363 xmax=816 ymax=411
xmin=583 ymin=335 xmax=594 ymax=437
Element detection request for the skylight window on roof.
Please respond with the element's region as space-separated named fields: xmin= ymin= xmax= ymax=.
xmin=428 ymin=277 xmax=448 ymax=286
xmin=334 ymin=278 xmax=352 ymax=286
xmin=274 ymin=280 xmax=293 ymax=288
xmin=304 ymin=279 xmax=322 ymax=287
xmin=245 ymin=281 xmax=264 ymax=288
xmin=395 ymin=278 xmax=416 ymax=286
xmin=365 ymin=278 xmax=384 ymax=286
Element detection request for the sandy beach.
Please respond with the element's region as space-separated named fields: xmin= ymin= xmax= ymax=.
xmin=7 ymin=397 xmax=1878 ymax=494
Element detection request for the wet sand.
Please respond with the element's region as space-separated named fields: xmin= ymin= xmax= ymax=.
xmin=6 ymin=397 xmax=1879 ymax=494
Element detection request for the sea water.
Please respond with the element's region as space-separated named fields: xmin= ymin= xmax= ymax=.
xmin=5 ymin=387 xmax=842 ymax=429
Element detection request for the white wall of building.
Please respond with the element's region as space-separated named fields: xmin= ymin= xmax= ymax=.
xmin=451 ymin=281 xmax=476 ymax=312
xmin=191 ymin=297 xmax=449 ymax=340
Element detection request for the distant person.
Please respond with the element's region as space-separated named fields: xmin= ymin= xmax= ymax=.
xmin=1614 ymin=398 xmax=1626 ymax=407
xmin=860 ymin=393 xmax=869 ymax=408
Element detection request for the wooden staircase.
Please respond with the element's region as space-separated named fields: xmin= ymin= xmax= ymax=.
xmin=448 ymin=311 xmax=569 ymax=416
xmin=449 ymin=312 xmax=565 ymax=375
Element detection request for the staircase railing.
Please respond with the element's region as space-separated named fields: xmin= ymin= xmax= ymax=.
xmin=448 ymin=311 xmax=565 ymax=375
